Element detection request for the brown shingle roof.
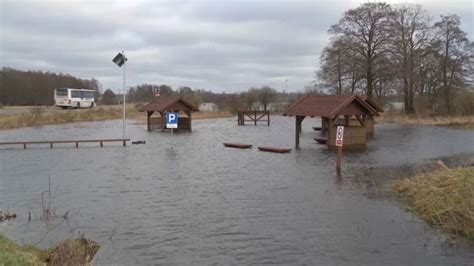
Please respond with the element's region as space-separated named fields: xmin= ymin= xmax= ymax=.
xmin=140 ymin=96 xmax=199 ymax=112
xmin=283 ymin=94 xmax=378 ymax=117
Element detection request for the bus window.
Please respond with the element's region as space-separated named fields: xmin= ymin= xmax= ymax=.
xmin=56 ymin=89 xmax=68 ymax=96
xmin=71 ymin=90 xmax=82 ymax=98
xmin=82 ymin=91 xmax=95 ymax=98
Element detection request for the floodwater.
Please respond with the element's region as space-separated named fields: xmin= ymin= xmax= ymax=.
xmin=1 ymin=117 xmax=474 ymax=265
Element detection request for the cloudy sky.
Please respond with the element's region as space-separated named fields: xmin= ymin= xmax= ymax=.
xmin=1 ymin=0 xmax=472 ymax=93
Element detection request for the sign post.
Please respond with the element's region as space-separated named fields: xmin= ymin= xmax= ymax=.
xmin=112 ymin=51 xmax=128 ymax=139
xmin=335 ymin=126 xmax=344 ymax=170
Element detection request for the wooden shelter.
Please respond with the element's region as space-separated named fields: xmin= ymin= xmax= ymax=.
xmin=140 ymin=97 xmax=199 ymax=131
xmin=237 ymin=110 xmax=270 ymax=126
xmin=283 ymin=95 xmax=379 ymax=148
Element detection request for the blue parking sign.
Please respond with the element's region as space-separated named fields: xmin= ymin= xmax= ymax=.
xmin=166 ymin=112 xmax=178 ymax=129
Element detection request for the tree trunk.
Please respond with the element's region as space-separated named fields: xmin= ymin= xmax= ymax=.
xmin=366 ymin=59 xmax=373 ymax=97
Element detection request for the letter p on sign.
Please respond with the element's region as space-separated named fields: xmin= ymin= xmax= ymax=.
xmin=336 ymin=126 xmax=344 ymax=147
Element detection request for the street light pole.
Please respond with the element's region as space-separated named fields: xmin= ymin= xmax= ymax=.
xmin=122 ymin=51 xmax=126 ymax=139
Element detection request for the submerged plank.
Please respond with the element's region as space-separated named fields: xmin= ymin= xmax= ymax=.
xmin=257 ymin=146 xmax=291 ymax=153
xmin=223 ymin=142 xmax=253 ymax=149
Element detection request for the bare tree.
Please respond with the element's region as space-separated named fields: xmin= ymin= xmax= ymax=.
xmin=241 ymin=89 xmax=258 ymax=110
xmin=329 ymin=2 xmax=395 ymax=98
xmin=319 ymin=39 xmax=345 ymax=94
xmin=391 ymin=4 xmax=431 ymax=114
xmin=257 ymin=86 xmax=277 ymax=111
xmin=433 ymin=15 xmax=471 ymax=113
xmin=319 ymin=38 xmax=364 ymax=94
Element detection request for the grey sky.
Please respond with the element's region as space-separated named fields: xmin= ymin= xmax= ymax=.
xmin=1 ymin=0 xmax=472 ymax=93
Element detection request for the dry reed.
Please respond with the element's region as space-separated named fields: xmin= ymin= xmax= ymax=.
xmin=394 ymin=166 xmax=474 ymax=239
xmin=379 ymin=112 xmax=474 ymax=129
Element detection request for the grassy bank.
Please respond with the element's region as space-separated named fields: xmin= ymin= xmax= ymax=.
xmin=0 ymin=105 xmax=233 ymax=130
xmin=0 ymin=233 xmax=45 ymax=265
xmin=379 ymin=112 xmax=474 ymax=129
xmin=0 ymin=105 xmax=141 ymax=130
xmin=394 ymin=166 xmax=474 ymax=239
xmin=0 ymin=233 xmax=99 ymax=265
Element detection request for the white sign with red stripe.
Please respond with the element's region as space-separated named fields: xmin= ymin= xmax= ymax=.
xmin=336 ymin=126 xmax=344 ymax=147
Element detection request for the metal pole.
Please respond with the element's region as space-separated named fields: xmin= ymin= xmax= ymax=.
xmin=122 ymin=51 xmax=126 ymax=139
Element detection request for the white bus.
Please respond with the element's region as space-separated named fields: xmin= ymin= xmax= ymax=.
xmin=54 ymin=88 xmax=96 ymax=109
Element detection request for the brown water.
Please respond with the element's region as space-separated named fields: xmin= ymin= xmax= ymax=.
xmin=1 ymin=117 xmax=474 ymax=265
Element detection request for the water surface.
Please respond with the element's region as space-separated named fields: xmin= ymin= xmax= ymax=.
xmin=1 ymin=117 xmax=473 ymax=265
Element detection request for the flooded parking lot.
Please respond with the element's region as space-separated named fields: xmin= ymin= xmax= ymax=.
xmin=1 ymin=117 xmax=474 ymax=265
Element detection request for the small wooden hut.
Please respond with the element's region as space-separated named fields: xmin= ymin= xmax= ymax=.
xmin=140 ymin=97 xmax=199 ymax=131
xmin=283 ymin=95 xmax=379 ymax=148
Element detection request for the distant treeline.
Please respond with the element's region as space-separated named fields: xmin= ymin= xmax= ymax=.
xmin=0 ymin=67 xmax=308 ymax=112
xmin=0 ymin=67 xmax=100 ymax=106
xmin=105 ymin=84 xmax=307 ymax=112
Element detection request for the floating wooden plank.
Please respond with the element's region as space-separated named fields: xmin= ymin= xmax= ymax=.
xmin=223 ymin=142 xmax=252 ymax=149
xmin=257 ymin=146 xmax=291 ymax=153
xmin=314 ymin=138 xmax=328 ymax=144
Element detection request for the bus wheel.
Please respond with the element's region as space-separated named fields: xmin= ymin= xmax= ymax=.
xmin=61 ymin=106 xmax=67 ymax=109
xmin=90 ymin=102 xmax=94 ymax=108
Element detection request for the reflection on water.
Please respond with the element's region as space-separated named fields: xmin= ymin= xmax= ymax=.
xmin=1 ymin=117 xmax=474 ymax=265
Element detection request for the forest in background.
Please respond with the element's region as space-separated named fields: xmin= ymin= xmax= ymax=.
xmin=318 ymin=3 xmax=473 ymax=115
xmin=0 ymin=67 xmax=101 ymax=106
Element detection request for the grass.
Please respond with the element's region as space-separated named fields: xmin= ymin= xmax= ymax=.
xmin=0 ymin=105 xmax=233 ymax=130
xmin=0 ymin=233 xmax=99 ymax=265
xmin=0 ymin=233 xmax=46 ymax=265
xmin=394 ymin=166 xmax=474 ymax=239
xmin=0 ymin=105 xmax=141 ymax=130
xmin=379 ymin=112 xmax=474 ymax=129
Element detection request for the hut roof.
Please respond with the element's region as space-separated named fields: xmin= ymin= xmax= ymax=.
xmin=359 ymin=96 xmax=384 ymax=113
xmin=140 ymin=96 xmax=199 ymax=112
xmin=283 ymin=95 xmax=379 ymax=117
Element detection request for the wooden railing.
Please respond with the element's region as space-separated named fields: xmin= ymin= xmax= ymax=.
xmin=0 ymin=139 xmax=130 ymax=149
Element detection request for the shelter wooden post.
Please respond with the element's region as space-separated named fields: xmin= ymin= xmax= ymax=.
xmin=295 ymin=115 xmax=304 ymax=148
xmin=160 ymin=112 xmax=165 ymax=132
xmin=328 ymin=115 xmax=335 ymax=145
xmin=147 ymin=111 xmax=154 ymax=131
xmin=186 ymin=110 xmax=192 ymax=131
